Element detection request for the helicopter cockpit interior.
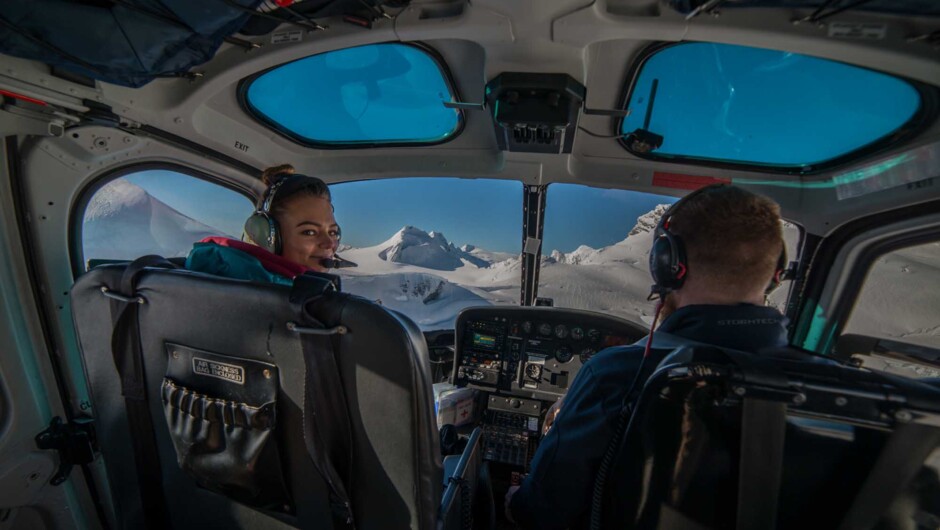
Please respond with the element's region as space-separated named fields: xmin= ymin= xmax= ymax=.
xmin=1 ymin=1 xmax=940 ymax=529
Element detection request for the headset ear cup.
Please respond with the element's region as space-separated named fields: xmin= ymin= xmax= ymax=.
xmin=650 ymin=235 xmax=686 ymax=291
xmin=244 ymin=212 xmax=278 ymax=254
xmin=649 ymin=236 xmax=669 ymax=287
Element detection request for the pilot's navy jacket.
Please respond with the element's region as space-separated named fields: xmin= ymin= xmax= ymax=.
xmin=510 ymin=303 xmax=791 ymax=530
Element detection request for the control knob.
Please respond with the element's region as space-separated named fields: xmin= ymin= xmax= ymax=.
xmin=525 ymin=363 xmax=542 ymax=380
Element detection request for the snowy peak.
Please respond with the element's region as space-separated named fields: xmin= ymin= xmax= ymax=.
xmin=549 ymin=245 xmax=599 ymax=265
xmin=379 ymin=226 xmax=452 ymax=251
xmin=377 ymin=226 xmax=487 ymax=271
xmin=84 ymin=179 xmax=149 ymax=222
xmin=629 ymin=204 xmax=670 ymax=236
xmin=82 ymin=178 xmax=228 ymax=260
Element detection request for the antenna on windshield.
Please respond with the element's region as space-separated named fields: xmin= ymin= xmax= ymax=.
xmin=624 ymin=78 xmax=664 ymax=154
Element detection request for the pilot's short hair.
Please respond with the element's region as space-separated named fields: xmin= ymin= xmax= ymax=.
xmin=668 ymin=184 xmax=784 ymax=296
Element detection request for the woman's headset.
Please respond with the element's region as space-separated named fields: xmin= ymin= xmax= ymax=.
xmin=244 ymin=173 xmax=339 ymax=255
xmin=648 ymin=185 xmax=787 ymax=299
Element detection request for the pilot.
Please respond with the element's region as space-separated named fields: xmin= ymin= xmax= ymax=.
xmin=186 ymin=164 xmax=342 ymax=284
xmin=507 ymin=183 xmax=792 ymax=529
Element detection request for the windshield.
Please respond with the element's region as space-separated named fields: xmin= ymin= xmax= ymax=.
xmin=538 ymin=184 xmax=676 ymax=327
xmin=538 ymin=184 xmax=799 ymax=326
xmin=331 ymin=178 xmax=522 ymax=330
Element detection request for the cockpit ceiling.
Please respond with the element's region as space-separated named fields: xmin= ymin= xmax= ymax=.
xmin=1 ymin=0 xmax=939 ymax=220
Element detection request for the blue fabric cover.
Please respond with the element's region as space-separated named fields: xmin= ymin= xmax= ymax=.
xmin=0 ymin=0 xmax=261 ymax=88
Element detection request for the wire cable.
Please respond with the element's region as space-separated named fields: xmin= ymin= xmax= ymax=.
xmin=577 ymin=126 xmax=628 ymax=139
xmin=589 ymin=301 xmax=664 ymax=530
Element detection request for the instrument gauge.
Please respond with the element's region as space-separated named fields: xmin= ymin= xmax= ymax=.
xmin=556 ymin=346 xmax=573 ymax=363
xmin=525 ymin=363 xmax=542 ymax=379
xmin=580 ymin=348 xmax=595 ymax=363
xmin=554 ymin=324 xmax=568 ymax=339
xmin=522 ymin=321 xmax=533 ymax=334
xmin=570 ymin=327 xmax=584 ymax=341
xmin=587 ymin=329 xmax=601 ymax=343
xmin=538 ymin=323 xmax=552 ymax=336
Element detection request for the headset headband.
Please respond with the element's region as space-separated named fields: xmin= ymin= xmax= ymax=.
xmin=259 ymin=173 xmax=333 ymax=214
xmin=655 ymin=184 xmax=718 ymax=236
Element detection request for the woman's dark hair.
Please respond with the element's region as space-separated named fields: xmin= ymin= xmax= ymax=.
xmin=259 ymin=164 xmax=332 ymax=216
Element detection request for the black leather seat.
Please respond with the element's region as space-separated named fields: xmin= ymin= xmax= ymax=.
xmin=71 ymin=262 xmax=465 ymax=529
xmin=594 ymin=346 xmax=940 ymax=530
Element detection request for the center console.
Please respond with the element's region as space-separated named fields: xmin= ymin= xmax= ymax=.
xmin=453 ymin=307 xmax=647 ymax=472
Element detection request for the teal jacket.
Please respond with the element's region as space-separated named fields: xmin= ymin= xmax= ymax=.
xmin=185 ymin=237 xmax=309 ymax=285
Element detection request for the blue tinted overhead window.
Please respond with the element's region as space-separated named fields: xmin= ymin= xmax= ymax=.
xmin=620 ymin=42 xmax=922 ymax=169
xmin=244 ymin=43 xmax=461 ymax=145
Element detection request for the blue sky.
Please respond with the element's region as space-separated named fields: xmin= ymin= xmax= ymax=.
xmin=330 ymin=178 xmax=520 ymax=251
xmin=622 ymin=42 xmax=919 ymax=166
xmin=543 ymin=184 xmax=675 ymax=252
xmin=121 ymin=171 xmax=675 ymax=254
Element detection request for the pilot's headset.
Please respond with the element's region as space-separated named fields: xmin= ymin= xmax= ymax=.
xmin=243 ymin=172 xmax=338 ymax=255
xmin=648 ymin=184 xmax=787 ymax=299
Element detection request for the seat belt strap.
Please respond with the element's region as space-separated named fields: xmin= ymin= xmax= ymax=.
xmin=658 ymin=503 xmax=714 ymax=530
xmin=736 ymin=397 xmax=787 ymax=530
xmin=837 ymin=421 xmax=940 ymax=530
xmin=298 ymin=330 xmax=357 ymax=529
xmin=108 ymin=255 xmax=176 ymax=529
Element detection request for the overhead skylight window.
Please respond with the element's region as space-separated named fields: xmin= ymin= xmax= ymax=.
xmin=619 ymin=42 xmax=924 ymax=170
xmin=243 ymin=43 xmax=462 ymax=146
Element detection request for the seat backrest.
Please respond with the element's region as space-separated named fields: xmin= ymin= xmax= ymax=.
xmin=599 ymin=346 xmax=940 ymax=530
xmin=71 ymin=264 xmax=442 ymax=530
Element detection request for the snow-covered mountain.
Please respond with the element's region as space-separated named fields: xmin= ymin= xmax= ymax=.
xmin=338 ymin=215 xmax=663 ymax=329
xmin=374 ymin=226 xmax=489 ymax=270
xmin=340 ymin=226 xmax=521 ymax=328
xmin=461 ymin=244 xmax=515 ymax=265
xmin=629 ymin=204 xmax=670 ymax=236
xmin=83 ymin=179 xmax=232 ymax=261
xmin=342 ymin=272 xmax=491 ymax=329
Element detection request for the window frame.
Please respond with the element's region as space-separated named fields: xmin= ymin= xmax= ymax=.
xmin=835 ymin=230 xmax=940 ymax=351
xmin=792 ymin=199 xmax=940 ymax=355
xmin=237 ymin=41 xmax=467 ymax=149
xmin=616 ymin=42 xmax=939 ymax=175
xmin=70 ymin=162 xmax=256 ymax=277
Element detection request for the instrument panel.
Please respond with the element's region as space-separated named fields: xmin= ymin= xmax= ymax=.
xmin=453 ymin=307 xmax=648 ymax=401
